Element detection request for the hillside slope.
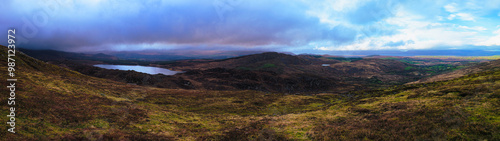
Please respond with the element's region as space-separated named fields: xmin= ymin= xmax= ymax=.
xmin=1 ymin=46 xmax=174 ymax=140
xmin=21 ymin=49 xmax=470 ymax=93
xmin=161 ymin=52 xmax=428 ymax=92
xmin=1 ymin=46 xmax=498 ymax=140
xmin=409 ymin=59 xmax=500 ymax=84
xmin=164 ymin=52 xmax=313 ymax=74
xmin=22 ymin=50 xmax=424 ymax=93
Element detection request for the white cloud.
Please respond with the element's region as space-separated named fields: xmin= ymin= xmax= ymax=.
xmin=360 ymin=9 xmax=479 ymax=50
xmin=437 ymin=16 xmax=444 ymax=21
xmin=447 ymin=13 xmax=475 ymax=21
xmin=314 ymin=38 xmax=391 ymax=51
xmin=304 ymin=0 xmax=362 ymax=28
xmin=455 ymin=13 xmax=475 ymax=21
xmin=313 ymin=8 xmax=485 ymax=51
xmin=476 ymin=35 xmax=500 ymax=46
xmin=458 ymin=25 xmax=486 ymax=31
xmin=443 ymin=3 xmax=476 ymax=21
xmin=495 ymin=28 xmax=500 ymax=34
xmin=444 ymin=3 xmax=458 ymax=13
xmin=329 ymin=0 xmax=362 ymax=12
xmin=477 ymin=28 xmax=500 ymax=46
xmin=447 ymin=14 xmax=456 ymax=20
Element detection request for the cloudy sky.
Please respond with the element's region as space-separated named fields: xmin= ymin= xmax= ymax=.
xmin=1 ymin=0 xmax=500 ymax=53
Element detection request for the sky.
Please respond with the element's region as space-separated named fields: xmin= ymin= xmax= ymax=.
xmin=1 ymin=0 xmax=500 ymax=54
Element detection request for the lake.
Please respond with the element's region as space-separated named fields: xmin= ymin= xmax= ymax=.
xmin=93 ymin=64 xmax=181 ymax=75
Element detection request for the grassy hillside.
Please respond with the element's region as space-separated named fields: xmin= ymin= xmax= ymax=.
xmin=410 ymin=59 xmax=500 ymax=84
xmin=22 ymin=49 xmax=470 ymax=94
xmin=1 ymin=46 xmax=498 ymax=140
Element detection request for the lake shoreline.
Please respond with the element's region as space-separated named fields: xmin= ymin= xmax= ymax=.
xmin=93 ymin=64 xmax=181 ymax=75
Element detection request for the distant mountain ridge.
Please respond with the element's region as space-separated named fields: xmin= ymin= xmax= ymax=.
xmin=19 ymin=48 xmax=118 ymax=61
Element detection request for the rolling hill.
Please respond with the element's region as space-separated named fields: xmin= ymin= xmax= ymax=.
xmin=2 ymin=45 xmax=499 ymax=140
xmin=25 ymin=50 xmax=454 ymax=93
xmin=409 ymin=59 xmax=500 ymax=84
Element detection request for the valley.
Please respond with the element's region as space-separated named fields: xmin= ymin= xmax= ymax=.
xmin=4 ymin=1 xmax=500 ymax=140
xmin=19 ymin=48 xmax=473 ymax=93
xmin=2 ymin=46 xmax=498 ymax=140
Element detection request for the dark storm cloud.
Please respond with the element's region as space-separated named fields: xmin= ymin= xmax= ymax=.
xmin=1 ymin=0 xmax=498 ymax=52
xmin=1 ymin=0 xmax=333 ymax=51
